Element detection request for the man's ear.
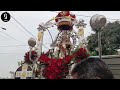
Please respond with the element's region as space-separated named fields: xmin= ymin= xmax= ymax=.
xmin=96 ymin=77 xmax=101 ymax=79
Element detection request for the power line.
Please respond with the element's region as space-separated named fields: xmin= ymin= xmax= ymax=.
xmin=0 ymin=30 xmax=25 ymax=44
xmin=49 ymin=11 xmax=120 ymax=21
xmin=0 ymin=45 xmax=28 ymax=47
xmin=10 ymin=15 xmax=37 ymax=39
xmin=0 ymin=53 xmax=25 ymax=54
xmin=0 ymin=12 xmax=27 ymax=44
xmin=76 ymin=14 xmax=120 ymax=21
xmin=10 ymin=20 xmax=31 ymax=38
xmin=0 ymin=11 xmax=31 ymax=39
xmin=72 ymin=14 xmax=120 ymax=21
xmin=75 ymin=14 xmax=91 ymax=17
xmin=0 ymin=11 xmax=36 ymax=39
xmin=0 ymin=33 xmax=9 ymax=39
xmin=9 ymin=12 xmax=49 ymax=50
xmin=0 ymin=44 xmax=49 ymax=51
xmin=0 ymin=12 xmax=55 ymax=52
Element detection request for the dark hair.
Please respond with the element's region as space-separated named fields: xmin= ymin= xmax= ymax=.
xmin=71 ymin=57 xmax=114 ymax=79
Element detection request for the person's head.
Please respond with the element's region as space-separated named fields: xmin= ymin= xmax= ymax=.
xmin=71 ymin=57 xmax=114 ymax=79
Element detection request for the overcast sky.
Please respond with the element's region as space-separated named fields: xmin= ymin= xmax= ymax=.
xmin=0 ymin=11 xmax=120 ymax=78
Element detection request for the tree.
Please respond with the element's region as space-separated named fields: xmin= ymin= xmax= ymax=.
xmin=87 ymin=21 xmax=120 ymax=55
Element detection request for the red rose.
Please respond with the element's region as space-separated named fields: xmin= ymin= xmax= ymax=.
xmin=52 ymin=60 xmax=57 ymax=64
xmin=48 ymin=74 xmax=56 ymax=79
xmin=24 ymin=51 xmax=37 ymax=63
xmin=57 ymin=60 xmax=62 ymax=67
xmin=77 ymin=60 xmax=81 ymax=63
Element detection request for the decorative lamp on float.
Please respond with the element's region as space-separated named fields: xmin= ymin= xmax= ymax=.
xmin=90 ymin=14 xmax=107 ymax=60
xmin=28 ymin=38 xmax=36 ymax=48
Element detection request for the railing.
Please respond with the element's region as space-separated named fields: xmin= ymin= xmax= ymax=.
xmin=90 ymin=55 xmax=120 ymax=79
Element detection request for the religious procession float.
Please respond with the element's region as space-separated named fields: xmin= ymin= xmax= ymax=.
xmin=14 ymin=11 xmax=107 ymax=79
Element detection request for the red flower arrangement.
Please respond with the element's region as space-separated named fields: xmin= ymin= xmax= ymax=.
xmin=24 ymin=50 xmax=37 ymax=64
xmin=38 ymin=48 xmax=89 ymax=79
xmin=38 ymin=51 xmax=69 ymax=79
xmin=73 ymin=48 xmax=90 ymax=63
xmin=24 ymin=48 xmax=89 ymax=79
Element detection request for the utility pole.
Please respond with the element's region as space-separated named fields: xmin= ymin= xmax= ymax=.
xmin=98 ymin=29 xmax=102 ymax=60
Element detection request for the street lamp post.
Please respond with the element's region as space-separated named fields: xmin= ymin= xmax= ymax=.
xmin=28 ymin=38 xmax=36 ymax=79
xmin=98 ymin=29 xmax=102 ymax=60
xmin=90 ymin=14 xmax=107 ymax=60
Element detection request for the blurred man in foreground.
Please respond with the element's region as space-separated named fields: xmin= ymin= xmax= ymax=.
xmin=71 ymin=57 xmax=114 ymax=79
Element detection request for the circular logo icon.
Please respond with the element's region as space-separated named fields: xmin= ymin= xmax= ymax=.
xmin=1 ymin=12 xmax=11 ymax=22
